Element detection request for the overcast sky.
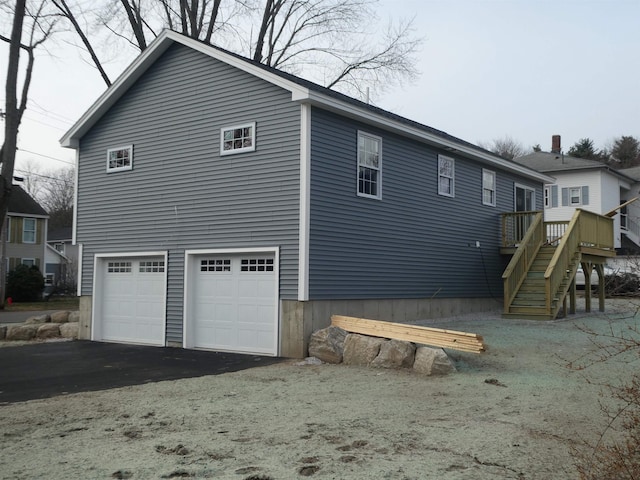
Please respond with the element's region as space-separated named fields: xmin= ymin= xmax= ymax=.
xmin=2 ymin=0 xmax=639 ymax=176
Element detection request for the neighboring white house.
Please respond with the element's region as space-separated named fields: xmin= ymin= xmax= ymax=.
xmin=514 ymin=135 xmax=638 ymax=251
xmin=45 ymin=226 xmax=78 ymax=289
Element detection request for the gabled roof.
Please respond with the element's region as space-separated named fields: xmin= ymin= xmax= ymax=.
xmin=60 ymin=29 xmax=552 ymax=184
xmin=8 ymin=185 xmax=48 ymax=217
xmin=514 ymin=151 xmax=636 ymax=183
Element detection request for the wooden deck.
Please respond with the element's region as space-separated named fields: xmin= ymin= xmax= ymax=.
xmin=501 ymin=210 xmax=615 ymax=320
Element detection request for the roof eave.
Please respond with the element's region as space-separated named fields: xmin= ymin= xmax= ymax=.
xmin=304 ymin=92 xmax=553 ymax=184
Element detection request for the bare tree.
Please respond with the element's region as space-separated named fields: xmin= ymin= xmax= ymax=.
xmin=479 ymin=136 xmax=525 ymax=160
xmin=39 ymin=167 xmax=75 ymax=231
xmin=53 ymin=0 xmax=422 ymax=99
xmin=0 ymin=0 xmax=56 ymax=307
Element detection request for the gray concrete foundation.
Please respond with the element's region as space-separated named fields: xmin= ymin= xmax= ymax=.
xmin=280 ymin=297 xmax=499 ymax=358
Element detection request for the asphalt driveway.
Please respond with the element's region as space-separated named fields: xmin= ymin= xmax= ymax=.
xmin=0 ymin=341 xmax=281 ymax=404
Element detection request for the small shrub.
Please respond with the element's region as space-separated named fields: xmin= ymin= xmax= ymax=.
xmin=6 ymin=264 xmax=45 ymax=302
xmin=605 ymin=272 xmax=640 ymax=296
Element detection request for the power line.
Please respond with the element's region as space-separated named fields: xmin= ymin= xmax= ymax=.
xmin=17 ymin=148 xmax=75 ymax=165
xmin=14 ymin=169 xmax=74 ymax=185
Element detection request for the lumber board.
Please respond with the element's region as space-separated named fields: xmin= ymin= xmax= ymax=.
xmin=331 ymin=315 xmax=485 ymax=354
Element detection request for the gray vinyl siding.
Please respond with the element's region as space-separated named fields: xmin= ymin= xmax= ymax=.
xmin=308 ymin=107 xmax=542 ymax=299
xmin=76 ymin=43 xmax=301 ymax=343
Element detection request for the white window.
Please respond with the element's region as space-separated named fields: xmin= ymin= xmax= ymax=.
xmin=220 ymin=122 xmax=256 ymax=155
xmin=482 ymin=169 xmax=496 ymax=206
xmin=544 ymin=187 xmax=550 ymax=208
xmin=54 ymin=242 xmax=65 ymax=253
xmin=21 ymin=258 xmax=35 ymax=267
xmin=438 ymin=155 xmax=455 ymax=197
xmin=22 ymin=218 xmax=36 ymax=244
xmin=201 ymin=259 xmax=231 ymax=272
xmin=569 ymin=187 xmax=581 ymax=205
xmin=357 ymin=131 xmax=382 ymax=199
xmin=107 ymin=261 xmax=132 ymax=273
xmin=107 ymin=145 xmax=133 ymax=172
xmin=45 ymin=273 xmax=54 ymax=285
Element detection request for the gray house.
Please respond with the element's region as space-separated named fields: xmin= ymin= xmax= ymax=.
xmin=61 ymin=30 xmax=550 ymax=357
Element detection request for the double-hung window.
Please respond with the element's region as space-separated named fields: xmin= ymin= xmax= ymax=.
xmin=107 ymin=145 xmax=133 ymax=172
xmin=357 ymin=132 xmax=382 ymax=199
xmin=482 ymin=169 xmax=496 ymax=206
xmin=569 ymin=187 xmax=581 ymax=205
xmin=22 ymin=218 xmax=36 ymax=244
xmin=220 ymin=122 xmax=256 ymax=155
xmin=438 ymin=155 xmax=455 ymax=197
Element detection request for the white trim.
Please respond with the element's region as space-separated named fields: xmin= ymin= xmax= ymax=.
xmin=76 ymin=243 xmax=83 ymax=297
xmin=482 ymin=168 xmax=497 ymax=207
xmin=438 ymin=155 xmax=455 ymax=198
xmin=106 ymin=145 xmax=133 ymax=173
xmin=219 ymin=122 xmax=256 ymax=155
xmin=72 ymin=149 xmax=79 ymax=245
xmin=21 ymin=258 xmax=36 ymax=267
xmin=298 ymin=104 xmax=311 ymax=301
xmin=22 ymin=218 xmax=37 ymax=244
xmin=183 ymin=246 xmax=280 ymax=356
xmin=356 ymin=131 xmax=383 ymax=200
xmin=46 ymin=243 xmax=70 ymax=262
xmin=59 ymin=30 xmax=551 ymax=185
xmin=514 ymin=183 xmax=536 ymax=211
xmin=91 ymin=251 xmax=168 ymax=346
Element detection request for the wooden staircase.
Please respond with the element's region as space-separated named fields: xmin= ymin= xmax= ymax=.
xmin=502 ymin=209 xmax=615 ymax=320
xmin=504 ymin=246 xmax=579 ymax=319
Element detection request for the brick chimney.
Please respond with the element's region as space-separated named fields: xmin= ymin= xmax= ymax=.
xmin=551 ymin=135 xmax=561 ymax=154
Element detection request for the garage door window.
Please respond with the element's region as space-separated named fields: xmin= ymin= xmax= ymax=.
xmin=139 ymin=261 xmax=165 ymax=273
xmin=108 ymin=261 xmax=132 ymax=273
xmin=241 ymin=258 xmax=274 ymax=272
xmin=201 ymin=259 xmax=231 ymax=272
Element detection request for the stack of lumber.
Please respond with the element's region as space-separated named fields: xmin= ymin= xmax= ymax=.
xmin=331 ymin=315 xmax=485 ymax=354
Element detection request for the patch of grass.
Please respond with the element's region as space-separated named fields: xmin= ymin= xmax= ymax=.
xmin=3 ymin=297 xmax=79 ymax=312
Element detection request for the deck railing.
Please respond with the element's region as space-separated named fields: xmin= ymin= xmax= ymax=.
xmin=501 ymin=211 xmax=539 ymax=247
xmin=544 ymin=209 xmax=614 ymax=315
xmin=502 ymin=212 xmax=544 ymax=312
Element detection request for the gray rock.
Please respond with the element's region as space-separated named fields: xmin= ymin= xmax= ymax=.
xmin=50 ymin=311 xmax=71 ymax=323
xmin=37 ymin=323 xmax=61 ymax=339
xmin=413 ymin=347 xmax=456 ymax=376
xmin=6 ymin=324 xmax=39 ymax=341
xmin=68 ymin=311 xmax=80 ymax=323
xmin=0 ymin=325 xmax=6 ymax=340
xmin=342 ymin=334 xmax=384 ymax=366
xmin=308 ymin=326 xmax=347 ymax=364
xmin=25 ymin=314 xmax=50 ymax=324
xmin=371 ymin=339 xmax=416 ymax=369
xmin=60 ymin=322 xmax=79 ymax=339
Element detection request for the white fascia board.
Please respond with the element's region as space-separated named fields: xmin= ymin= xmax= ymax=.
xmin=60 ymin=30 xmax=309 ymax=148
xmin=303 ymin=92 xmax=554 ymax=185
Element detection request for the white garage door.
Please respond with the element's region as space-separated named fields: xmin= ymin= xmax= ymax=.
xmin=189 ymin=253 xmax=277 ymax=355
xmin=96 ymin=257 xmax=166 ymax=346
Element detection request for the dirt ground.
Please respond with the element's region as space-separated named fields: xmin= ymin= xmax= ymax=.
xmin=1 ymin=298 xmax=639 ymax=480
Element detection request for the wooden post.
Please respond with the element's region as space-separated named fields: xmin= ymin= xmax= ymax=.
xmin=582 ymin=261 xmax=592 ymax=313
xmin=569 ymin=277 xmax=576 ymax=314
xmin=595 ymin=263 xmax=605 ymax=312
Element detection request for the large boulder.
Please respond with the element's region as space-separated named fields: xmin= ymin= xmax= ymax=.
xmin=342 ymin=334 xmax=384 ymax=366
xmin=371 ymin=339 xmax=416 ymax=369
xmin=50 ymin=311 xmax=71 ymax=324
xmin=60 ymin=322 xmax=79 ymax=339
xmin=308 ymin=326 xmax=347 ymax=364
xmin=6 ymin=324 xmax=39 ymax=341
xmin=68 ymin=311 xmax=80 ymax=323
xmin=25 ymin=314 xmax=50 ymax=324
xmin=37 ymin=323 xmax=61 ymax=339
xmin=413 ymin=346 xmax=456 ymax=376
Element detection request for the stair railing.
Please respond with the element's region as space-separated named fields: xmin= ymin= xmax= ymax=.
xmin=502 ymin=212 xmax=544 ymax=312
xmin=544 ymin=209 xmax=614 ymax=316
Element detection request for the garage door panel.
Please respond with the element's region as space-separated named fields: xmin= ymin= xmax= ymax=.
xmin=189 ymin=253 xmax=276 ymax=355
xmin=98 ymin=257 xmax=166 ymax=346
